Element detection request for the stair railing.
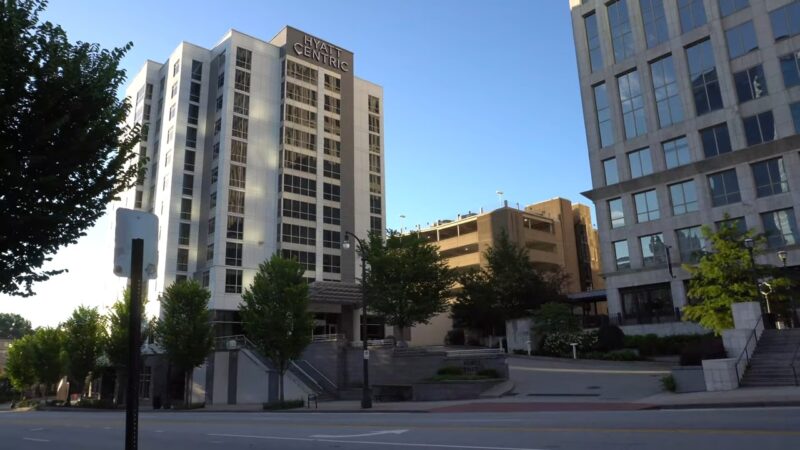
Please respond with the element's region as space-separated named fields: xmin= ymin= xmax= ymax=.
xmin=734 ymin=314 xmax=764 ymax=383
xmin=791 ymin=338 xmax=800 ymax=386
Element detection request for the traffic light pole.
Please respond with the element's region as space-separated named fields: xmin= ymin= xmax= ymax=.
xmin=125 ymin=238 xmax=143 ymax=450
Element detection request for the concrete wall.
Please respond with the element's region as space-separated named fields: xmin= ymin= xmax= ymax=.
xmin=621 ymin=321 xmax=707 ymax=336
xmin=409 ymin=312 xmax=453 ymax=347
xmin=236 ymin=349 xmax=270 ymax=404
xmin=411 ymin=380 xmax=501 ymax=401
xmin=212 ymin=352 xmax=229 ymax=404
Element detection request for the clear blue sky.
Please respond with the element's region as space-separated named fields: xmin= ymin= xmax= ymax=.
xmin=2 ymin=0 xmax=592 ymax=327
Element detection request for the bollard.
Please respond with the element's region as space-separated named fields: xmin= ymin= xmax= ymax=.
xmin=570 ymin=343 xmax=578 ymax=360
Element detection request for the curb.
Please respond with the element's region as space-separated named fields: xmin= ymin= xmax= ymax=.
xmin=650 ymin=401 xmax=800 ymax=410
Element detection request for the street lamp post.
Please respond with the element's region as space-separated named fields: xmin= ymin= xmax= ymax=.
xmin=778 ymin=250 xmax=797 ymax=328
xmin=342 ymin=231 xmax=372 ymax=409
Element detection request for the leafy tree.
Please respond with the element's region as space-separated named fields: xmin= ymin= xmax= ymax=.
xmin=155 ymin=280 xmax=214 ymax=407
xmin=0 ymin=0 xmax=140 ymax=297
xmin=684 ymin=221 xmax=790 ymax=334
xmin=451 ymin=269 xmax=504 ymax=338
xmin=0 ymin=312 xmax=33 ymax=339
xmin=240 ymin=255 xmax=313 ymax=403
xmin=359 ymin=231 xmax=454 ymax=342
xmin=5 ymin=334 xmax=36 ymax=395
xmin=532 ymin=302 xmax=580 ymax=335
xmin=30 ymin=327 xmax=65 ymax=399
xmin=62 ymin=306 xmax=106 ymax=397
xmin=105 ymin=287 xmax=146 ymax=405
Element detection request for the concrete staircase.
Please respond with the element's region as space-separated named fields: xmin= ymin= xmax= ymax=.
xmin=740 ymin=329 xmax=800 ymax=387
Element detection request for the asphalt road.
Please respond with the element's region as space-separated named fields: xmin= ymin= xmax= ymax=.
xmin=1 ymin=407 xmax=799 ymax=450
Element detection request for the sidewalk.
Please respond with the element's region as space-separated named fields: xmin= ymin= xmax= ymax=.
xmin=637 ymin=385 xmax=800 ymax=409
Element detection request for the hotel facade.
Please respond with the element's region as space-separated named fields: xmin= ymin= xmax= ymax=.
xmin=115 ymin=27 xmax=385 ymax=342
xmin=570 ymin=0 xmax=800 ymax=332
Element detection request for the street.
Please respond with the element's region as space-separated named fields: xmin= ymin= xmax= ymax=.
xmin=1 ymin=407 xmax=799 ymax=450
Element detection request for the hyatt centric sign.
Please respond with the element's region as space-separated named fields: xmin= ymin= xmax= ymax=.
xmin=292 ymin=35 xmax=350 ymax=73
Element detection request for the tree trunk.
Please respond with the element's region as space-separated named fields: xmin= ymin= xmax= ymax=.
xmin=279 ymin=372 xmax=284 ymax=404
xmin=184 ymin=370 xmax=191 ymax=407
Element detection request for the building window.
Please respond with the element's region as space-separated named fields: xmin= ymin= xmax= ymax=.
xmin=284 ymin=150 xmax=317 ymax=174
xmin=227 ymin=216 xmax=244 ymax=240
xmin=678 ymin=0 xmax=707 ymax=32
xmin=214 ymin=118 xmax=221 ymax=136
xmin=325 ymin=95 xmax=341 ymax=114
xmin=281 ymin=249 xmax=316 ymax=272
xmin=700 ymin=123 xmax=732 ymax=158
xmin=190 ymin=82 xmax=201 ymax=103
xmin=282 ymin=223 xmax=316 ymax=246
xmin=369 ymin=174 xmax=381 ymax=194
xmin=185 ymin=127 xmax=197 ymax=148
xmin=608 ymin=0 xmax=634 ymax=62
xmin=170 ymin=82 xmax=177 ymax=99
xmin=676 ymin=226 xmax=705 ymax=263
xmin=287 ymin=60 xmax=317 ymax=84
xmin=176 ymin=248 xmax=189 ymax=272
xmin=618 ymin=72 xmax=648 ymax=140
xmin=742 ymin=111 xmax=775 ymax=146
xmin=603 ymin=158 xmax=619 ymax=185
xmin=230 ymin=165 xmax=246 ymax=189
xmin=225 ymin=269 xmax=242 ymax=293
xmin=323 ymin=254 xmax=341 ymax=274
xmin=225 ymin=242 xmax=243 ymax=266
xmin=368 ymin=95 xmax=380 ymax=113
xmin=716 ymin=216 xmax=747 ymax=236
xmin=228 ymin=190 xmax=245 ymax=214
xmin=324 ymin=160 xmax=341 ymax=179
xmin=285 ymin=82 xmax=317 ymax=106
xmin=172 ymin=59 xmax=180 ymax=76
xmin=726 ymin=21 xmax=758 ymax=59
xmin=231 ymin=140 xmax=247 ymax=164
xmin=210 ymin=192 xmax=218 ymax=210
xmin=202 ymin=271 xmax=209 ymax=288
xmin=218 ymin=72 xmax=224 ymax=88
xmin=609 ymin=198 xmax=625 ymax=228
xmin=771 ymin=2 xmax=800 ymax=41
xmin=650 ymin=55 xmax=683 ymax=128
xmin=325 ymin=138 xmax=341 ymax=157
xmin=324 ymin=116 xmax=341 ymax=136
xmin=234 ymin=92 xmax=250 ymax=116
xmin=369 ymin=134 xmax=380 ymax=153
xmin=370 ymin=195 xmax=382 ymax=214
xmin=191 ymin=60 xmax=202 ymax=81
xmin=179 ymin=223 xmax=191 ymax=246
xmin=284 ymin=127 xmax=316 ymax=151
xmin=762 ymin=208 xmax=799 ymax=248
xmin=686 ymin=39 xmax=722 ymax=116
xmin=719 ymin=0 xmax=748 ymax=17
xmin=326 ymin=74 xmax=342 ymax=93
xmin=628 ymin=147 xmax=653 ymax=178
xmin=780 ymin=52 xmax=800 ymax=88
xmin=663 ymin=136 xmax=690 ymax=168
xmin=640 ymin=233 xmax=666 ymax=267
xmin=286 ymin=104 xmax=316 ymax=128
xmin=234 ymin=69 xmax=251 ymax=93
xmin=791 ymin=102 xmax=800 ymax=133
xmin=182 ymin=174 xmax=193 ymax=196
xmin=232 ymin=116 xmax=249 ymax=139
xmin=166 ymin=126 xmax=174 ymax=144
xmin=283 ymin=174 xmax=316 ymax=197
xmin=323 ymin=183 xmax=340 ymax=202
xmin=613 ymin=240 xmax=630 ymax=270
xmin=669 ymin=180 xmax=698 ymax=215
xmin=634 ymin=190 xmax=659 ymax=223
xmin=640 ymin=0 xmax=669 ymax=48
xmin=235 ymin=47 xmax=252 ymax=70
xmin=208 ymin=217 xmax=215 ymax=235
xmin=368 ymin=115 xmax=380 ymax=133
xmin=206 ymin=244 xmax=214 ymax=262
xmin=211 ymin=167 xmax=218 ymax=185
xmin=323 ymin=206 xmax=340 ymax=225
xmin=216 ymin=95 xmax=223 ymax=111
xmin=180 ymin=198 xmax=192 ymax=220
xmin=369 ymin=154 xmax=381 ymax=174
xmin=752 ymin=157 xmax=789 ymax=197
xmin=184 ymin=150 xmax=195 ymax=172
xmin=188 ymin=104 xmax=199 ymax=125
xmin=593 ymin=83 xmax=614 ymax=147
xmin=585 ymin=12 xmax=603 ymax=71
xmin=370 ymin=216 xmax=382 ymax=234
xmin=708 ymin=169 xmax=741 ymax=206
xmin=134 ymin=190 xmax=143 ymax=209
xmin=620 ymin=283 xmax=674 ymax=324
xmin=282 ymin=199 xmax=316 ymax=221
xmin=323 ymin=230 xmax=341 ymax=249
xmin=734 ymin=65 xmax=768 ymax=103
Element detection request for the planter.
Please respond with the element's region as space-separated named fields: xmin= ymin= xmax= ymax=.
xmin=671 ymin=366 xmax=706 ymax=393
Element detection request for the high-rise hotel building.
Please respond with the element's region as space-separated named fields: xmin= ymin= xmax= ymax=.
xmin=570 ymin=0 xmax=800 ymax=331
xmin=115 ymin=27 xmax=385 ymax=337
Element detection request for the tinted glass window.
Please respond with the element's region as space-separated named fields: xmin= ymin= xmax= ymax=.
xmin=594 ymin=83 xmax=615 ymax=147
xmin=669 ymin=180 xmax=698 ymax=215
xmin=609 ymin=198 xmax=625 ymax=228
xmin=628 ymin=148 xmax=653 ymax=178
xmin=604 ymin=158 xmax=619 ymax=185
xmin=719 ymin=0 xmax=748 ymax=17
xmin=752 ymin=158 xmax=789 ymax=197
xmin=761 ymin=208 xmax=799 ymax=247
xmin=708 ymin=169 xmax=741 ymax=206
xmin=779 ymin=53 xmax=800 ymax=88
xmin=651 ymin=55 xmax=683 ymax=127
xmin=686 ymin=40 xmax=722 ymax=116
xmin=663 ymin=136 xmax=691 ymax=168
xmin=678 ymin=0 xmax=707 ymax=33
xmin=614 ymin=240 xmax=631 ymax=269
xmin=726 ymin=21 xmax=758 ymax=59
xmin=640 ymin=0 xmax=669 ymax=48
xmin=609 ymin=0 xmax=635 ymax=62
xmin=733 ymin=65 xmax=768 ymax=103
xmin=585 ymin=12 xmax=604 ymax=72
xmin=618 ymin=70 xmax=648 ymax=138
xmin=743 ymin=111 xmax=775 ymax=146
xmin=700 ymin=123 xmax=732 ymax=158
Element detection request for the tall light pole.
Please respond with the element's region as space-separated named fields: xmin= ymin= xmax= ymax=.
xmin=778 ymin=250 xmax=796 ymax=328
xmin=342 ymin=231 xmax=372 ymax=409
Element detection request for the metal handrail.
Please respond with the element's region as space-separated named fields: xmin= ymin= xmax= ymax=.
xmin=311 ymin=333 xmax=345 ymax=342
xmin=445 ymin=348 xmax=504 ymax=357
xmin=734 ymin=315 xmax=764 ymax=382
xmin=300 ymin=360 xmax=337 ymax=390
xmin=790 ymin=338 xmax=800 ymax=386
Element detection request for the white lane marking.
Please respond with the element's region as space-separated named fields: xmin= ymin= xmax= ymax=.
xmin=23 ymin=437 xmax=50 ymax=442
xmin=510 ymin=365 xmax=669 ymax=375
xmin=311 ymin=429 xmax=408 ymax=438
xmin=29 ymin=427 xmax=44 ymax=431
xmin=208 ymin=433 xmax=548 ymax=450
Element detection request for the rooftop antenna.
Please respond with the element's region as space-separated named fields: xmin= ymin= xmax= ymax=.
xmin=496 ymin=190 xmax=504 ymax=206
xmin=399 ymin=214 xmax=406 ymax=233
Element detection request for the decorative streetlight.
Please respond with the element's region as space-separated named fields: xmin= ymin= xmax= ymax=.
xmin=341 ymin=231 xmax=372 ymax=409
xmin=778 ymin=250 xmax=797 ymax=328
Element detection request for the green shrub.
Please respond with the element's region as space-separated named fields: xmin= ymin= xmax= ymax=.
xmin=624 ymin=333 xmax=715 ymax=357
xmin=263 ymin=399 xmax=304 ymax=410
xmin=582 ymin=350 xmax=643 ymax=361
xmin=512 ymin=349 xmax=528 ymax=355
xmin=661 ymin=375 xmax=676 ymax=392
xmin=437 ymin=366 xmax=464 ymax=376
xmin=533 ymin=303 xmax=580 ymax=335
xmin=596 ymin=325 xmax=625 ymax=351
xmin=679 ymin=338 xmax=725 ymax=366
xmin=542 ymin=331 xmax=597 ymax=356
xmin=445 ymin=329 xmax=465 ymax=346
xmin=476 ymin=369 xmax=500 ymax=378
